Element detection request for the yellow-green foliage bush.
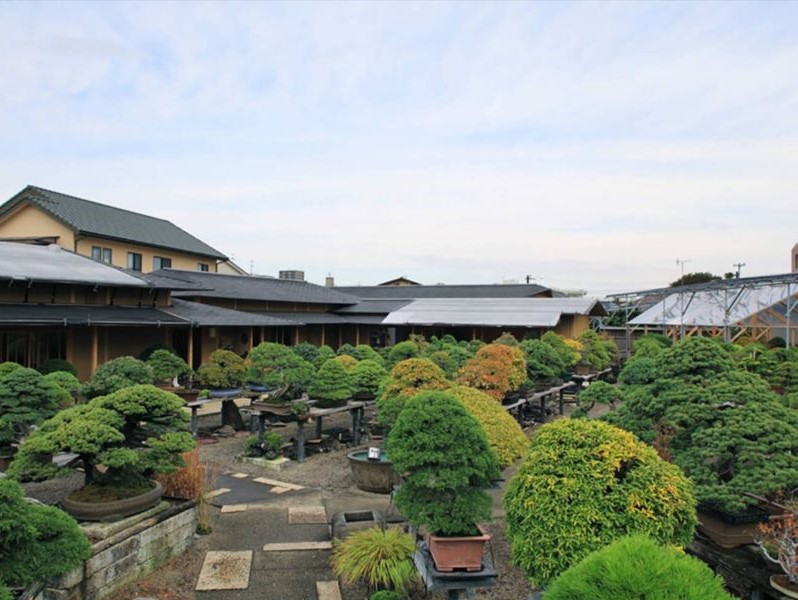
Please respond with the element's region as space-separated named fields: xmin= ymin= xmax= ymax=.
xmin=450 ymin=386 xmax=529 ymax=467
xmin=333 ymin=354 xmax=359 ymax=371
xmin=376 ymin=358 xmax=450 ymax=427
xmin=504 ymin=419 xmax=696 ymax=587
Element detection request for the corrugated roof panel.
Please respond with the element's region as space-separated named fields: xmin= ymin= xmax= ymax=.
xmin=335 ymin=283 xmax=551 ymax=299
xmin=629 ymin=284 xmax=797 ymax=327
xmin=0 ymin=242 xmax=149 ymax=288
xmin=164 ymin=299 xmax=300 ymax=327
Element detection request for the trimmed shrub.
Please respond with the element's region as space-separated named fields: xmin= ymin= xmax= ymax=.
xmin=618 ymin=356 xmax=657 ymax=385
xmin=577 ymin=380 xmax=620 ymax=412
xmin=655 ymin=336 xmax=735 ymax=383
xmin=146 ymin=349 xmax=191 ymax=384
xmin=476 ymin=344 xmax=526 ymax=390
xmin=314 ymin=345 xmax=336 ymax=369
xmin=504 ymin=419 xmax=696 ymax=586
xmin=577 ymin=330 xmax=615 ymax=370
xmin=456 ymin=358 xmax=511 ymax=401
xmin=541 ymin=332 xmax=580 ymax=370
xmin=333 ymin=354 xmax=359 ymax=371
xmin=0 ymin=362 xmax=22 ymax=382
xmin=387 ymin=391 xmax=500 ymax=536
xmin=246 ymin=343 xmax=315 ymax=393
xmin=83 ymin=356 xmax=154 ymax=398
xmin=196 ymin=349 xmax=246 ymax=389
xmin=138 ymin=343 xmax=177 ymax=362
xmin=545 ymin=535 xmax=734 ymax=600
xmin=351 ymin=359 xmax=389 ymax=396
xmin=519 ymin=339 xmax=565 ymax=383
xmin=772 ymin=360 xmax=798 ymax=393
xmin=0 ymin=478 xmax=91 ymax=588
xmin=427 ymin=350 xmax=458 ymax=379
xmin=337 ymin=343 xmax=358 ymax=358
xmin=44 ymin=370 xmax=81 ymax=392
xmin=386 ymin=341 xmax=419 ymax=368
xmin=450 ymin=385 xmax=529 ymax=467
xmin=376 ymin=359 xmax=451 ymax=427
xmin=332 ymin=527 xmax=418 ymax=594
xmin=309 ymin=359 xmax=353 ymax=403
xmin=494 ymin=332 xmax=519 ymax=346
xmin=292 ymin=342 xmax=319 ymax=364
xmin=353 ymin=344 xmax=384 ymax=364
xmin=38 ymin=358 xmax=78 ymax=377
xmin=0 ymin=367 xmax=64 ymax=439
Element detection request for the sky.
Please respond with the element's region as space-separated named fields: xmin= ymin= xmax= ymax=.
xmin=1 ymin=2 xmax=797 ymax=295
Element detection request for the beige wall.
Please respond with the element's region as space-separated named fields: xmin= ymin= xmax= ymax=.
xmin=75 ymin=236 xmax=217 ymax=274
xmin=0 ymin=203 xmax=75 ymax=246
xmin=555 ymin=314 xmax=591 ymax=339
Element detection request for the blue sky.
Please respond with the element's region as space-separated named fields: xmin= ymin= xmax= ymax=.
xmin=1 ymin=2 xmax=797 ymax=294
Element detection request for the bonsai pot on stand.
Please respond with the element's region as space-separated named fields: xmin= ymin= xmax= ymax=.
xmin=427 ymin=525 xmax=491 ymax=572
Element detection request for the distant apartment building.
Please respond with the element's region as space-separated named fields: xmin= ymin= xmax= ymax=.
xmin=792 ymin=242 xmax=798 ymax=273
xmin=0 ymin=186 xmax=245 ymax=275
xmin=279 ymin=270 xmax=305 ymax=281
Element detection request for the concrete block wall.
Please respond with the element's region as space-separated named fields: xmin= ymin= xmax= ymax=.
xmin=31 ymin=502 xmax=197 ymax=600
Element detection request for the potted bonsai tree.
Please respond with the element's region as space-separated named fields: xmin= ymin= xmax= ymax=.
xmin=196 ymin=349 xmax=246 ymax=397
xmin=386 ymin=390 xmax=500 ymax=572
xmin=350 ymin=359 xmax=388 ymax=400
xmin=755 ymin=499 xmax=798 ymax=598
xmin=146 ymin=349 xmax=192 ymax=389
xmin=9 ymin=384 xmax=195 ymax=520
xmin=82 ymin=356 xmax=154 ymax=399
xmin=247 ymin=342 xmax=316 ymax=397
xmin=308 ymin=359 xmax=354 ymax=408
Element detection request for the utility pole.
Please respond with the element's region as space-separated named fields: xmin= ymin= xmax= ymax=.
xmin=733 ymin=262 xmax=746 ymax=278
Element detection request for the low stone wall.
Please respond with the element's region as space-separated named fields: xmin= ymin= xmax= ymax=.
xmin=29 ymin=500 xmax=197 ymax=600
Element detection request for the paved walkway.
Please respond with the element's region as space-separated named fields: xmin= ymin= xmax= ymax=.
xmin=194 ymin=470 xmax=393 ymax=600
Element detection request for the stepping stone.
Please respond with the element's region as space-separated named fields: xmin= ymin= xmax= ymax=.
xmin=288 ymin=505 xmax=327 ymax=524
xmin=253 ymin=477 xmax=305 ymax=491
xmin=316 ymin=581 xmax=342 ymax=600
xmin=230 ymin=472 xmax=249 ymax=479
xmin=262 ymin=541 xmax=333 ymax=552
xmin=195 ymin=551 xmax=252 ymax=590
xmin=270 ymin=486 xmax=291 ymax=495
xmin=220 ymin=504 xmax=248 ymax=514
xmin=204 ymin=487 xmax=231 ymax=499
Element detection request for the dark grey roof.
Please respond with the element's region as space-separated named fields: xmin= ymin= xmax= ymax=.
xmin=160 ymin=270 xmax=361 ymax=305
xmin=0 ymin=242 xmax=150 ymax=288
xmin=2 ymin=186 xmax=227 ymax=260
xmin=0 ymin=304 xmax=187 ymax=326
xmin=262 ymin=312 xmax=385 ymax=325
xmin=334 ymin=299 xmax=412 ymax=314
xmin=164 ymin=299 xmax=300 ymax=327
xmin=336 ymin=283 xmax=551 ymax=300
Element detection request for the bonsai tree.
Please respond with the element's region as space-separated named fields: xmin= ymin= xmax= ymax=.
xmin=617 ymin=356 xmax=658 ymax=385
xmin=352 ymin=344 xmax=384 ymax=365
xmin=376 ymin=358 xmax=451 ymax=427
xmin=247 ymin=342 xmax=315 ymax=396
xmin=494 ymin=331 xmax=519 ymax=346
xmin=545 ymin=535 xmax=734 ymax=600
xmin=333 ymin=354 xmax=359 ymax=371
xmin=449 ymin=385 xmax=529 ymax=467
xmin=576 ymin=330 xmax=615 ymax=371
xmin=336 ymin=343 xmax=358 ymax=358
xmin=196 ymin=349 xmax=246 ymax=389
xmin=308 ymin=359 xmax=353 ymax=406
xmin=43 ymin=370 xmax=81 ymax=393
xmin=504 ymin=419 xmax=696 ymax=587
xmin=772 ymin=360 xmax=798 ymax=394
xmin=313 ymin=345 xmax=336 ymax=368
xmin=332 ymin=527 xmax=418 ymax=595
xmin=540 ymin=332 xmax=580 ymax=371
xmin=292 ymin=342 xmax=319 ymax=364
xmin=456 ymin=355 xmax=512 ymax=401
xmin=386 ymin=341 xmax=419 ymax=368
xmin=351 ymin=359 xmax=389 ymax=397
xmin=573 ymin=380 xmax=620 ymax=417
xmin=476 ymin=344 xmax=526 ymax=390
xmin=426 ymin=350 xmax=458 ymax=378
xmin=0 ymin=478 xmax=91 ymax=590
xmin=519 ymin=339 xmax=566 ymax=384
xmin=755 ymin=500 xmax=798 ymax=588
xmin=83 ymin=355 xmax=154 ymax=398
xmin=10 ymin=384 xmax=195 ymax=489
xmin=146 ymin=349 xmax=191 ymax=385
xmin=386 ymin=391 xmax=500 ymax=538
xmin=0 ymin=367 xmax=64 ymax=442
xmin=244 ymin=432 xmax=284 ymax=459
xmin=38 ymin=358 xmax=78 ymax=377
xmin=0 ymin=362 xmax=22 ymax=382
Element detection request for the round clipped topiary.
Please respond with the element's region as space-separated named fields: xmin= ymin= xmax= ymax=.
xmin=504 ymin=419 xmax=696 ymax=586
xmin=352 ymin=344 xmax=384 ymax=364
xmin=0 ymin=367 xmax=64 ymax=439
xmin=545 ymin=535 xmax=734 ymax=600
xmin=0 ymin=362 xmax=22 ymax=382
xmin=519 ymin=339 xmax=566 ymax=383
xmin=146 ymin=349 xmax=191 ymax=384
xmin=83 ymin=356 xmax=154 ymax=398
xmin=655 ymin=336 xmax=735 ymax=383
xmin=309 ymin=359 xmax=353 ymax=405
xmin=0 ymin=478 xmax=91 ymax=589
xmin=314 ymin=345 xmax=336 ymax=369
xmin=333 ymin=354 xmax=359 ymax=371
xmin=475 ymin=344 xmax=526 ymax=390
xmin=386 ymin=391 xmax=500 ymax=536
xmin=386 ymin=341 xmax=419 ymax=368
xmin=38 ymin=358 xmax=78 ymax=377
xmin=376 ymin=358 xmax=451 ymax=427
xmin=449 ymin=385 xmax=529 ymax=467
xmin=618 ymin=356 xmax=658 ymax=385
xmin=196 ymin=349 xmax=246 ymax=389
xmin=351 ymin=359 xmax=388 ymax=397
xmin=292 ymin=342 xmax=320 ymax=364
xmin=247 ymin=343 xmax=315 ymax=393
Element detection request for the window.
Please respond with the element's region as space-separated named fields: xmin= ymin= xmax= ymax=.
xmin=197 ymin=263 xmax=209 ymax=272
xmin=127 ymin=252 xmax=142 ymax=271
xmin=153 ymin=256 xmax=172 ymax=270
xmin=91 ymin=246 xmax=112 ymax=264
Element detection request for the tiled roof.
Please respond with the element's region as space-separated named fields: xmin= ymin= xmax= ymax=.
xmin=158 ymin=270 xmax=361 ymax=305
xmin=336 ymin=283 xmax=551 ymax=300
xmin=0 ymin=304 xmax=186 ymax=326
xmin=0 ymin=241 xmax=150 ymax=288
xmin=334 ymin=299 xmax=412 ymax=314
xmin=164 ymin=299 xmax=300 ymax=327
xmin=1 ymin=186 xmax=227 ymax=259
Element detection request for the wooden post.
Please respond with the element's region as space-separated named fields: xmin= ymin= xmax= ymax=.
xmin=356 ymin=325 xmax=360 ymax=346
xmin=315 ymin=416 xmax=323 ymax=439
xmin=294 ymin=327 xmax=300 ymax=345
xmin=187 ymin=329 xmax=194 ymax=370
xmin=539 ymin=394 xmax=547 ymax=424
xmin=338 ymin=327 xmax=343 ymax=348
xmin=352 ymin=406 xmax=363 ymax=446
xmin=559 ymin=388 xmax=565 ymax=416
xmin=90 ymin=326 xmax=99 ymax=374
xmin=249 ymin=327 xmax=254 ymax=351
xmin=296 ymin=419 xmax=306 ymax=463
xmin=321 ymin=326 xmax=326 ymax=347
xmin=257 ymin=412 xmax=267 ymax=443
